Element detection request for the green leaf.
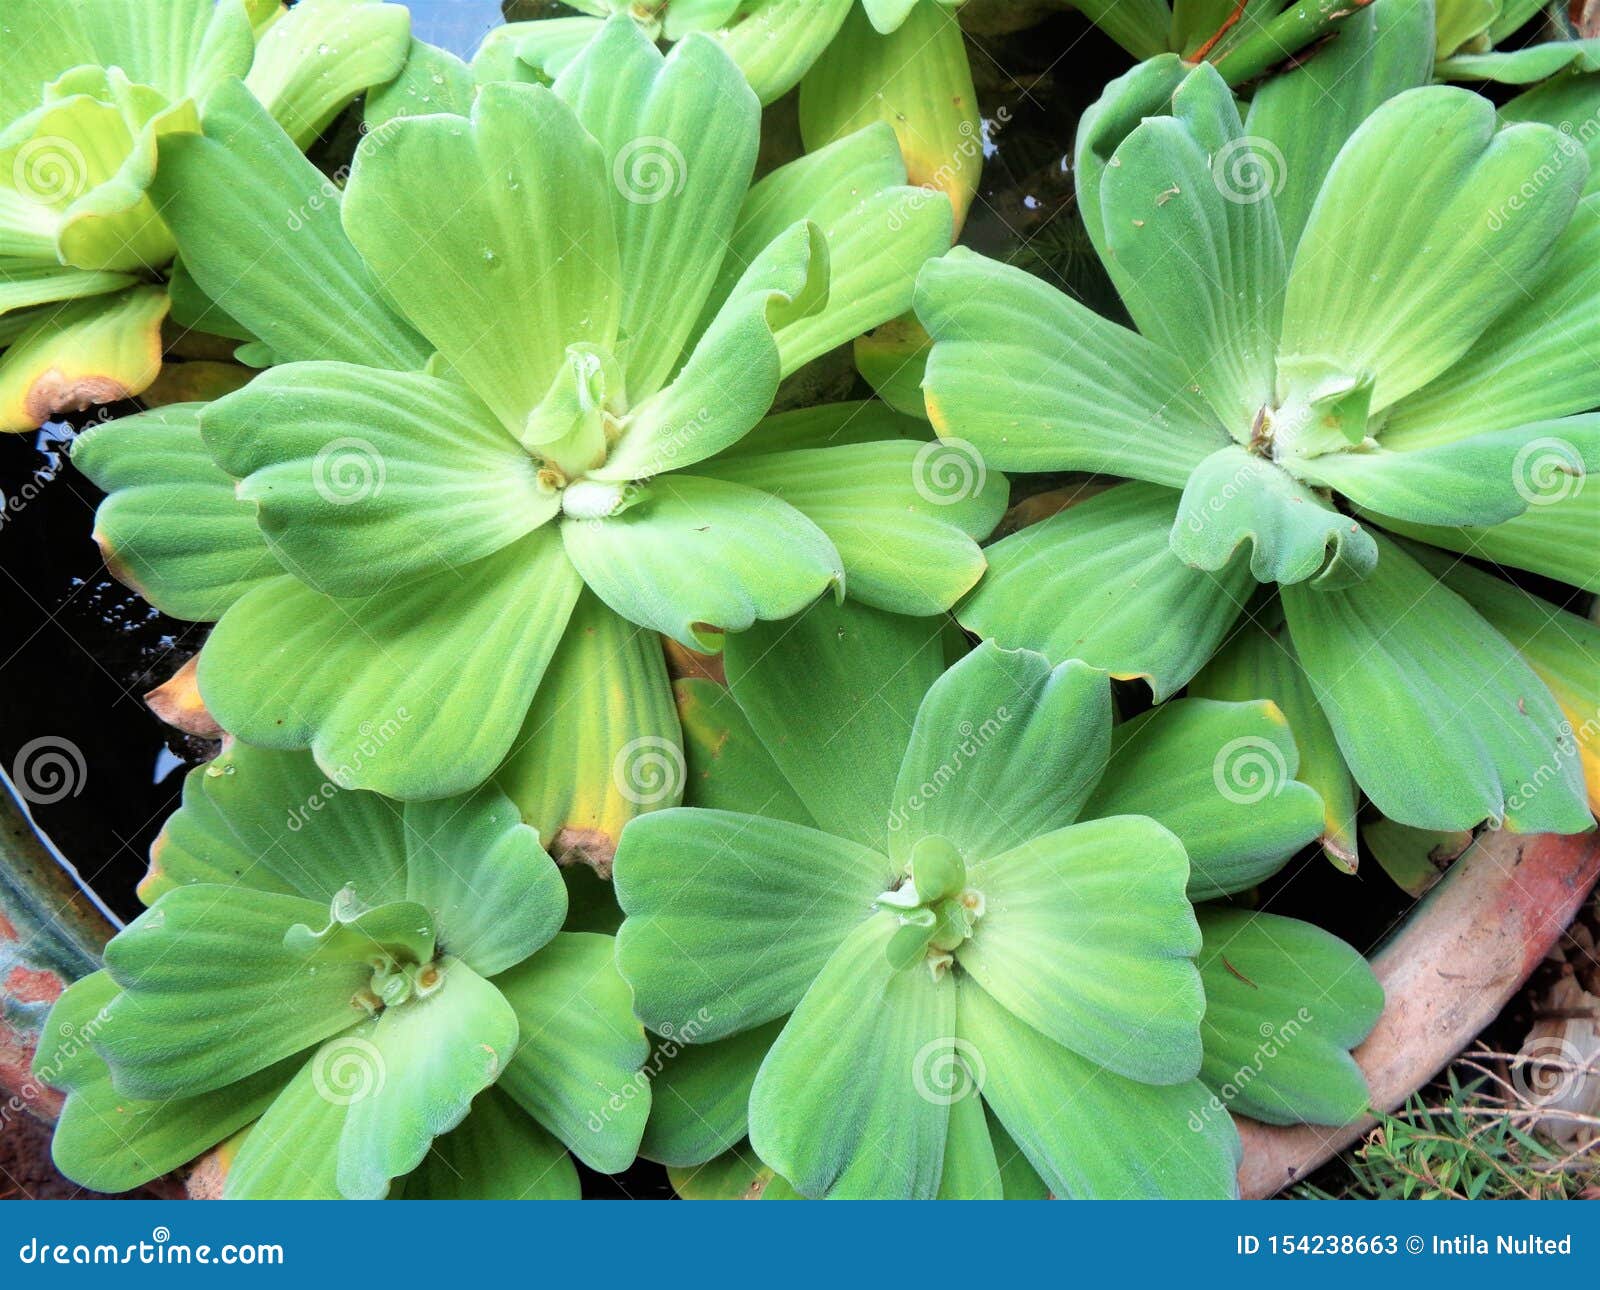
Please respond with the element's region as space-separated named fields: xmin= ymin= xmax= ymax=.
xmin=1501 ymin=74 xmax=1600 ymax=196
xmin=342 ymin=82 xmax=620 ymax=440
xmin=937 ymin=1090 xmax=1004 ymax=1199
xmin=1278 ymin=87 xmax=1585 ymax=415
xmin=0 ymin=287 xmax=167 ymax=432
xmin=150 ymin=79 xmax=430 ymax=370
xmin=1100 ymin=65 xmax=1284 ymax=432
xmin=1173 ymin=445 xmax=1379 ymax=587
xmin=1282 ymin=532 xmax=1592 ymax=834
xmin=890 ymin=643 xmax=1111 ymax=865
xmin=723 ymin=596 xmax=943 ymax=850
xmin=707 ymin=122 xmax=950 ymax=375
xmin=1429 ymin=552 xmax=1600 ymax=812
xmin=243 ymin=0 xmax=411 ymax=148
xmin=198 ymin=531 xmax=582 ymax=800
xmin=1189 ymin=616 xmax=1360 ymax=871
xmin=98 ymin=886 xmax=379 ymax=1098
xmin=1382 ymin=196 xmax=1600 ymax=449
xmin=674 ymin=678 xmax=815 ymax=825
xmin=498 ymin=593 xmax=682 ymax=870
xmin=559 ymin=474 xmax=842 ymax=652
xmin=337 ymin=957 xmax=518 ymax=1199
xmin=0 ymin=261 xmax=133 ymax=316
xmin=142 ymin=760 xmax=294 ymax=905
xmin=1438 ymin=39 xmax=1600 ymax=85
xmin=365 ymin=37 xmax=475 ymax=127
xmin=715 ymin=399 xmax=927 ymax=459
xmin=707 ymin=0 xmax=852 ymax=103
xmin=957 ymin=976 xmax=1240 ymax=1199
xmin=594 ymin=219 xmax=828 ymax=481
xmin=694 ymin=438 xmax=1005 ymax=615
xmin=1196 ymin=906 xmax=1381 ymax=1126
xmin=959 ymin=483 xmax=1252 ymax=700
xmin=915 ymin=248 xmax=1224 ymax=486
xmin=172 ymin=742 xmax=407 ymax=906
xmin=1371 ymin=492 xmax=1600 ymax=593
xmin=515 ymin=17 xmax=606 ymax=83
xmin=615 ymin=809 xmax=894 ymax=1040
xmin=642 ymin=1020 xmax=785 ymax=1167
xmin=71 ymin=403 xmax=280 ymax=620
xmin=403 ymin=788 xmax=566 ymax=978
xmin=1086 ymin=697 xmax=1326 ymax=899
xmin=399 ymin=1088 xmax=579 ymax=1199
xmin=960 ymin=817 xmax=1204 ymax=1084
xmin=1242 ymin=0 xmax=1434 ymax=253
xmin=800 ymin=3 xmax=979 ymax=232
xmin=749 ymin=912 xmax=954 ymax=1199
xmin=494 ymin=932 xmax=651 ymax=1174
xmin=1362 ymin=815 xmax=1471 ymax=896
xmin=223 ymin=1025 xmax=364 ymax=1199
xmin=39 ymin=973 xmax=299 ymax=1194
xmin=554 ymin=18 xmax=759 ymax=402
xmin=203 ymin=361 xmax=547 ymax=598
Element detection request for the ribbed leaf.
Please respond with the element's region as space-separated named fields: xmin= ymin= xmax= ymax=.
xmin=960 ymin=817 xmax=1204 ymax=1084
xmin=891 ymin=644 xmax=1112 ymax=865
xmin=1282 ymin=532 xmax=1592 ymax=833
xmin=198 ymin=531 xmax=582 ymax=800
xmin=1196 ymin=907 xmax=1381 ymax=1126
xmin=642 ymin=1020 xmax=785 ymax=1167
xmin=959 ymin=483 xmax=1251 ymax=700
xmin=614 ymin=809 xmax=894 ymax=1040
xmin=1086 ymin=697 xmax=1325 ymax=898
xmin=71 ymin=403 xmax=280 ymax=620
xmin=749 ymin=913 xmax=954 ymax=1199
xmin=916 ymin=247 xmax=1225 ymax=485
xmin=674 ymin=678 xmax=815 ymax=825
xmin=398 ymin=1088 xmax=579 ymax=1199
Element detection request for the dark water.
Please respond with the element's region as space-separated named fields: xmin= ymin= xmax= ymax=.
xmin=0 ymin=2 xmax=1418 ymax=1199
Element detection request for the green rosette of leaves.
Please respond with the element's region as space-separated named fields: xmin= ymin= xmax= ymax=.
xmin=0 ymin=0 xmax=412 ymax=429
xmin=73 ymin=16 xmax=994 ymax=809
xmin=519 ymin=3 xmax=980 ymax=234
xmin=915 ymin=18 xmax=1600 ymax=859
xmin=33 ymin=740 xmax=648 ymax=1199
xmin=611 ymin=599 xmax=1382 ymax=1199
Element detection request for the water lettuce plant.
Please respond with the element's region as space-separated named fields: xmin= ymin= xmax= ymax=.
xmin=520 ymin=3 xmax=980 ymax=232
xmin=35 ymin=741 xmax=646 ymax=1199
xmin=0 ymin=0 xmax=410 ymax=430
xmin=73 ymin=17 xmax=996 ymax=805
xmin=916 ymin=37 xmax=1599 ymax=857
xmin=613 ymin=599 xmax=1381 ymax=1198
